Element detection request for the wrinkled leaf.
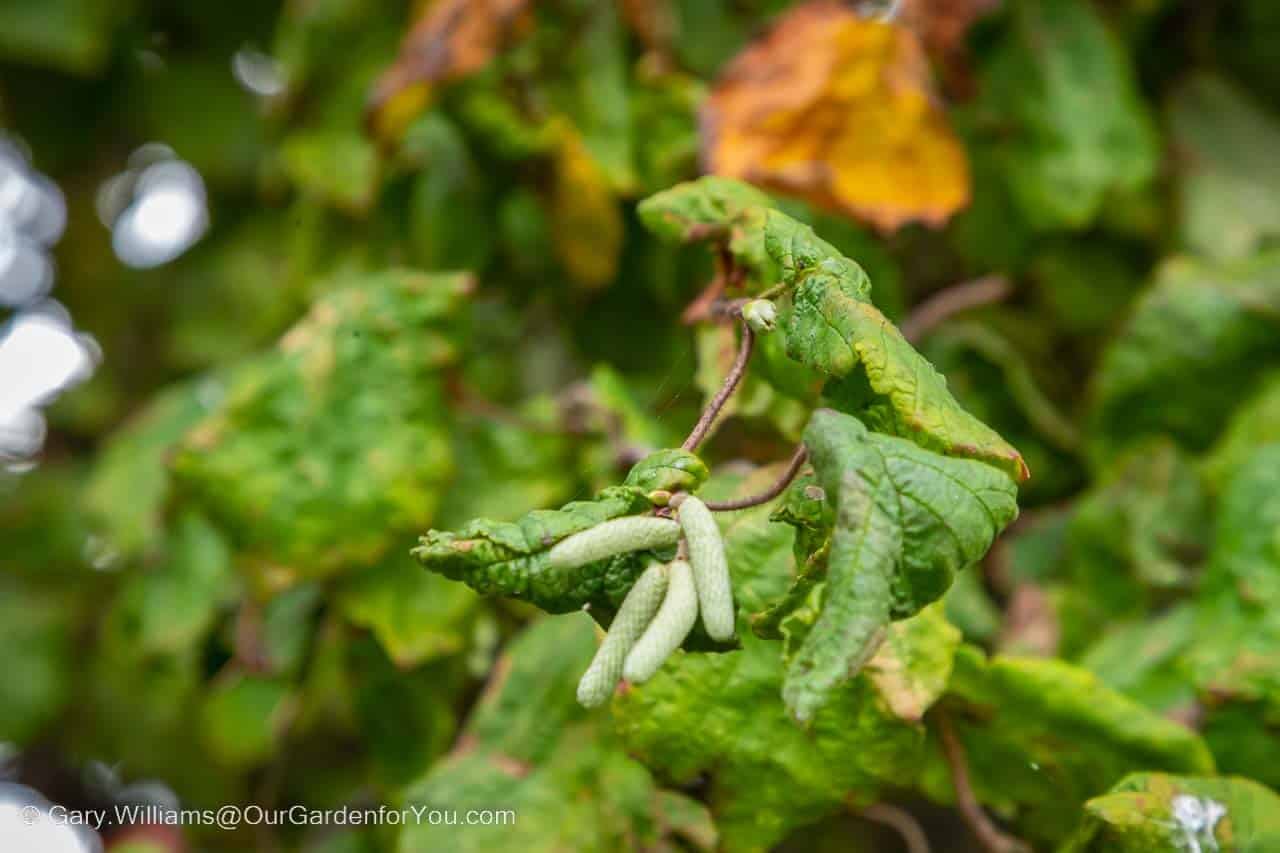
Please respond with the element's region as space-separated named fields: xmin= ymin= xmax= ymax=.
xmin=415 ymin=445 xmax=708 ymax=615
xmin=613 ymin=613 xmax=952 ymax=851
xmin=766 ymin=408 xmax=1017 ymax=722
xmin=1062 ymin=773 xmax=1280 ymax=852
xmin=640 ymin=177 xmax=1028 ymax=481
xmin=704 ymin=1 xmax=969 ymax=231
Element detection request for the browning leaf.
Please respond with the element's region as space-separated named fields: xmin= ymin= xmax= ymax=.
xmin=702 ymin=0 xmax=970 ymax=232
xmin=368 ymin=0 xmax=533 ymax=132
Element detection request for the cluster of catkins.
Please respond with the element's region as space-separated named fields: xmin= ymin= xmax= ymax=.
xmin=545 ymin=495 xmax=734 ymax=707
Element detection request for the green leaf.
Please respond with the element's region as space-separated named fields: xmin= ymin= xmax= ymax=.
xmin=101 ymin=511 xmax=237 ymax=658
xmin=612 ymin=613 xmax=951 ymax=852
xmin=339 ymin=553 xmax=481 ymax=668
xmin=404 ymin=113 xmax=495 ymax=272
xmin=172 ymin=270 xmax=470 ymax=581
xmin=1077 ymin=605 xmax=1198 ymax=715
xmin=347 ymin=636 xmax=459 ymax=786
xmin=279 ymin=130 xmax=381 ymax=216
xmin=639 ymin=176 xmax=1028 ymax=481
xmin=622 ymin=447 xmax=709 ymax=494
xmin=1203 ymin=372 xmax=1280 ymax=490
xmin=416 ymin=447 xmax=710 ymax=615
xmin=768 ymin=409 xmax=1018 ymax=722
xmin=972 ymin=0 xmax=1158 ymax=230
xmin=1055 ymin=439 xmax=1209 ymax=653
xmin=399 ymin=616 xmax=707 ymax=852
xmin=0 ymin=0 xmax=123 ymax=74
xmin=83 ymin=381 xmax=218 ymax=560
xmin=1171 ymin=74 xmax=1280 ymax=262
xmin=0 ymin=577 xmax=76 ymax=744
xmin=1185 ymin=445 xmax=1280 ymax=787
xmin=1062 ymin=773 xmax=1280 ymax=852
xmin=414 ymin=485 xmax=659 ymax=614
xmin=919 ymin=647 xmax=1216 ymax=846
xmin=199 ymin=675 xmax=292 ymax=769
xmin=1090 ymin=252 xmax=1280 ymax=463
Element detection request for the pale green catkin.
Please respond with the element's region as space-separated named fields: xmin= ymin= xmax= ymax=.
xmin=547 ymin=516 xmax=681 ymax=570
xmin=576 ymin=561 xmax=669 ymax=707
xmin=678 ymin=495 xmax=735 ymax=641
xmin=623 ymin=559 xmax=698 ymax=683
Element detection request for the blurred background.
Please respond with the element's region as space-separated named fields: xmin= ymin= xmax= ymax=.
xmin=3 ymin=0 xmax=1280 ymax=850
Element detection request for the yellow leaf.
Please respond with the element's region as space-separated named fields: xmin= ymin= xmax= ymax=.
xmin=551 ymin=129 xmax=623 ymax=289
xmin=702 ymin=0 xmax=970 ymax=232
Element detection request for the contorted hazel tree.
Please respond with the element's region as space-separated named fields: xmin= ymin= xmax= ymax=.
xmin=415 ymin=177 xmax=1028 ymax=724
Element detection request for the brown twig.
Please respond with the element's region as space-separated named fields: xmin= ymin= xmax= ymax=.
xmin=682 ymin=246 xmax=744 ymax=324
xmin=936 ymin=711 xmax=1031 ymax=853
xmin=705 ymin=445 xmax=809 ymax=511
xmin=681 ymin=320 xmax=755 ymax=451
xmin=900 ymin=276 xmax=1011 ymax=344
xmin=859 ymin=803 xmax=931 ymax=853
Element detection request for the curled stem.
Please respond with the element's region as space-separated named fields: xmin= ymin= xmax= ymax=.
xmin=704 ymin=445 xmax=809 ymax=512
xmin=681 ymin=320 xmax=755 ymax=452
xmin=936 ymin=710 xmax=1031 ymax=853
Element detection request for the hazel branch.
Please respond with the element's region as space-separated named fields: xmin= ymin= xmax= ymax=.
xmin=900 ymin=276 xmax=1011 ymax=344
xmin=681 ymin=319 xmax=755 ymax=452
xmin=705 ymin=445 xmax=809 ymax=511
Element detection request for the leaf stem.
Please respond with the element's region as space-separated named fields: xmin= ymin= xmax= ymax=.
xmin=858 ymin=803 xmax=931 ymax=853
xmin=681 ymin=320 xmax=755 ymax=452
xmin=936 ymin=710 xmax=1031 ymax=853
xmin=704 ymin=445 xmax=809 ymax=511
xmin=900 ymin=276 xmax=1011 ymax=344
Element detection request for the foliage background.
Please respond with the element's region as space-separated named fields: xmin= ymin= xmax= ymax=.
xmin=2 ymin=0 xmax=1280 ymax=850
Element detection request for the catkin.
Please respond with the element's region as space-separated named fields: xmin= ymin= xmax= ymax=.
xmin=547 ymin=516 xmax=681 ymax=570
xmin=576 ymin=562 xmax=669 ymax=708
xmin=678 ymin=495 xmax=735 ymax=641
xmin=623 ymin=559 xmax=698 ymax=683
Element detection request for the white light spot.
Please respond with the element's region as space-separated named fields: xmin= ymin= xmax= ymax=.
xmin=232 ymin=47 xmax=286 ymax=98
xmin=110 ymin=160 xmax=208 ymax=268
xmin=0 ymin=408 xmax=45 ymax=461
xmin=0 ymin=783 xmax=101 ymax=853
xmin=0 ymin=227 xmax=54 ymax=307
xmin=0 ymin=307 xmax=98 ymax=444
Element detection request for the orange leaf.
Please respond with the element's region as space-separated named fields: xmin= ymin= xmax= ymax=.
xmin=701 ymin=0 xmax=970 ymax=232
xmin=367 ymin=0 xmax=533 ymax=138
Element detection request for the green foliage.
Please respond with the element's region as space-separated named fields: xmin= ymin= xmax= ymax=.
xmin=642 ymin=177 xmax=1029 ymax=481
xmin=922 ymin=647 xmax=1215 ymax=845
xmin=6 ymin=0 xmax=1280 ymax=850
xmin=972 ymin=0 xmax=1159 ymax=230
xmin=761 ymin=409 xmax=1018 ymax=721
xmin=1090 ymin=252 xmax=1280 ymax=463
xmin=172 ymin=269 xmax=471 ymax=582
xmin=1063 ymin=773 xmax=1280 ymax=852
